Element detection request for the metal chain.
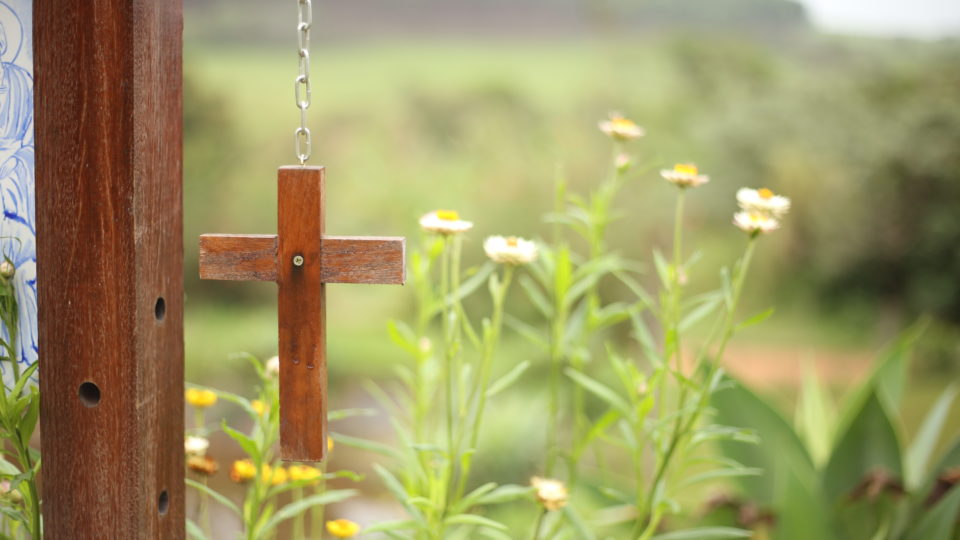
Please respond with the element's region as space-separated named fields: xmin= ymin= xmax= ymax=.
xmin=294 ymin=0 xmax=312 ymax=165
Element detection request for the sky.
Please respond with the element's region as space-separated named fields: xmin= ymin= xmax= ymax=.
xmin=799 ymin=0 xmax=960 ymax=38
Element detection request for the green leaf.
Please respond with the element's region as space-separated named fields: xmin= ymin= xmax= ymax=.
xmin=444 ymin=513 xmax=508 ymax=531
xmin=11 ymin=362 xmax=38 ymax=398
xmin=554 ymin=246 xmax=573 ymax=302
xmin=453 ymin=482 xmax=498 ymax=513
xmin=186 ymin=478 xmax=241 ymax=517
xmin=652 ymin=527 xmax=752 ymax=539
xmin=679 ymin=293 xmax=723 ymax=332
xmin=363 ymin=519 xmax=421 ymax=533
xmin=328 ymin=408 xmax=378 ymax=421
xmin=186 ymin=519 xmax=211 ymax=540
xmin=795 ymin=363 xmax=835 ymax=467
xmin=387 ymin=319 xmax=420 ymax=356
xmin=652 ymin=249 xmax=671 ymax=289
xmin=473 ymin=484 xmax=533 ymax=506
xmin=221 ymin=421 xmax=260 ymax=462
xmin=906 ymin=385 xmax=957 ymax=490
xmin=565 ymin=368 xmax=631 ymax=417
xmin=823 ymin=389 xmax=903 ymax=505
xmin=374 ymin=464 xmax=425 ymax=521
xmin=712 ymin=376 xmax=830 ymax=540
xmin=257 ymin=489 xmax=357 ymax=535
xmin=735 ymin=308 xmax=775 ymax=332
xmin=451 ymin=262 xmax=495 ymax=304
xmin=486 ymin=361 xmax=531 ymax=398
xmin=908 ymin=484 xmax=960 ymax=540
xmin=675 ymin=467 xmax=762 ymax=489
xmin=562 ymin=505 xmax=596 ymax=540
xmin=0 ymin=456 xmax=20 ymax=476
xmin=519 ymin=274 xmax=553 ymax=318
xmin=331 ymin=432 xmax=401 ymax=459
xmin=574 ymin=408 xmax=621 ymax=459
xmin=18 ymin=392 xmax=39 ymax=440
xmin=504 ymin=314 xmax=549 ymax=350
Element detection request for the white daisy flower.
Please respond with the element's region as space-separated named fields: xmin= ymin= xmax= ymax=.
xmin=185 ymin=436 xmax=210 ymax=457
xmin=733 ymin=211 xmax=780 ymax=235
xmin=660 ymin=163 xmax=709 ymax=188
xmin=736 ymin=187 xmax=791 ymax=218
xmin=531 ymin=477 xmax=569 ymax=511
xmin=265 ymin=356 xmax=280 ymax=378
xmin=484 ymin=236 xmax=538 ymax=265
xmin=599 ymin=114 xmax=645 ymax=141
xmin=419 ymin=210 xmax=473 ymax=235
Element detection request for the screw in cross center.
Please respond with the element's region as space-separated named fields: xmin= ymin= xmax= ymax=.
xmin=293 ymin=254 xmax=305 ymax=267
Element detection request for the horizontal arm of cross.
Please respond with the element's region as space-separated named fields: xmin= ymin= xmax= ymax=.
xmin=199 ymin=234 xmax=405 ymax=285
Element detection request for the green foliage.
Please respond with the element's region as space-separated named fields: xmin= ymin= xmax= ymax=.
xmin=0 ymin=259 xmax=40 ymax=539
xmin=711 ymin=326 xmax=960 ymax=539
xmin=185 ymin=355 xmax=360 ymax=539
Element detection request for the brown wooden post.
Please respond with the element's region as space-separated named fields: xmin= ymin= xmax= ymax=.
xmin=35 ymin=0 xmax=185 ymax=537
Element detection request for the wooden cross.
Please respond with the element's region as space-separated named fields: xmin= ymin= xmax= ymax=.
xmin=199 ymin=166 xmax=405 ymax=462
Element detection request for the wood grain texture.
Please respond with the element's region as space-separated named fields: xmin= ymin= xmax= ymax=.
xmin=36 ymin=0 xmax=185 ymax=537
xmin=277 ymin=166 xmax=327 ymax=461
xmin=320 ymin=236 xmax=405 ymax=284
xmin=199 ymin=234 xmax=278 ymax=281
xmin=199 ymin=234 xmax=405 ymax=284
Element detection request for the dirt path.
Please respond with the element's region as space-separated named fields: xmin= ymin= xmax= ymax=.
xmin=716 ymin=345 xmax=875 ymax=387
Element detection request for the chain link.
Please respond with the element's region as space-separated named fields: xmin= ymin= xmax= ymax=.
xmin=294 ymin=0 xmax=313 ymax=165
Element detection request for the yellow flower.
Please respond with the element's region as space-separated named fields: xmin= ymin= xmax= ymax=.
xmin=230 ymin=459 xmax=257 ymax=483
xmin=531 ymin=477 xmax=568 ymax=511
xmin=660 ymin=163 xmax=709 ymax=188
xmin=326 ymin=519 xmax=361 ymax=538
xmin=187 ymin=455 xmax=219 ymax=477
xmin=251 ymin=400 xmax=267 ymax=417
xmin=419 ymin=210 xmax=473 ymax=235
xmin=328 ymin=436 xmax=335 ymax=453
xmin=288 ymin=464 xmax=323 ymax=484
xmin=599 ymin=114 xmax=645 ymax=141
xmin=269 ymin=466 xmax=288 ymax=485
xmin=186 ymin=388 xmax=217 ymax=409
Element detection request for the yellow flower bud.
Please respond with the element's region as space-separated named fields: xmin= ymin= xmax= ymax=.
xmin=185 ymin=388 xmax=217 ymax=409
xmin=326 ymin=519 xmax=361 ymax=538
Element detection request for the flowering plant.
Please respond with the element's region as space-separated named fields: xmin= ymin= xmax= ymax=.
xmin=185 ymin=353 xmax=360 ymax=540
xmin=0 ymin=256 xmax=40 ymax=539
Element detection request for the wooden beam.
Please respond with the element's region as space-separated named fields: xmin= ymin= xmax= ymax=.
xmin=36 ymin=0 xmax=184 ymax=537
xmin=277 ymin=166 xmax=328 ymax=461
xmin=200 ymin=234 xmax=405 ymax=284
xmin=321 ymin=236 xmax=406 ymax=285
xmin=199 ymin=234 xmax=279 ymax=281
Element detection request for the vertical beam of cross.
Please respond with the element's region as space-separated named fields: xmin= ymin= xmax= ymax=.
xmin=36 ymin=0 xmax=185 ymax=537
xmin=199 ymin=166 xmax=404 ymax=461
xmin=277 ymin=166 xmax=328 ymax=460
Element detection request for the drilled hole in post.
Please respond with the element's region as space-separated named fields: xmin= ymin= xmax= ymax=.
xmin=154 ymin=297 xmax=166 ymax=321
xmin=158 ymin=490 xmax=169 ymax=515
xmin=78 ymin=382 xmax=101 ymax=407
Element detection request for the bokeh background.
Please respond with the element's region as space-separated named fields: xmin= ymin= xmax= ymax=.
xmin=181 ymin=0 xmax=960 ymax=534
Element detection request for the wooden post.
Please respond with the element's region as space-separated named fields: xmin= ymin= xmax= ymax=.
xmin=35 ymin=0 xmax=185 ymax=537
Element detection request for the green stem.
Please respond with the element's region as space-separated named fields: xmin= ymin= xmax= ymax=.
xmin=635 ymin=237 xmax=758 ymax=538
xmin=545 ymin=296 xmax=565 ymax=477
xmin=530 ymin=509 xmax=548 ymax=540
xmin=458 ymin=265 xmax=514 ymax=500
